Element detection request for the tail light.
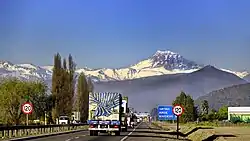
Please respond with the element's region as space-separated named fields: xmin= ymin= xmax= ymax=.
xmin=114 ymin=125 xmax=119 ymax=128
xmin=89 ymin=125 xmax=94 ymax=128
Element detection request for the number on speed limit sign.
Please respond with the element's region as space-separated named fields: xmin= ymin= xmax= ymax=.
xmin=172 ymin=105 xmax=184 ymax=116
xmin=21 ymin=102 xmax=33 ymax=114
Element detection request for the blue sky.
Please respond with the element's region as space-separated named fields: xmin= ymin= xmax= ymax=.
xmin=1 ymin=0 xmax=250 ymax=71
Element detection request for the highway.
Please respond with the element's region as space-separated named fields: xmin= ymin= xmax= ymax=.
xmin=30 ymin=122 xmax=186 ymax=141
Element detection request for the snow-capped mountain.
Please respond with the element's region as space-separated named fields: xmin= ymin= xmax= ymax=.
xmin=0 ymin=50 xmax=249 ymax=81
xmin=151 ymin=50 xmax=201 ymax=70
xmin=0 ymin=61 xmax=52 ymax=81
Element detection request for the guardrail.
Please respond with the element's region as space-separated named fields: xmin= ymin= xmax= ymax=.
xmin=0 ymin=123 xmax=88 ymax=140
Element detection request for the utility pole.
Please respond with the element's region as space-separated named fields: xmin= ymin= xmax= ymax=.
xmin=45 ymin=111 xmax=47 ymax=125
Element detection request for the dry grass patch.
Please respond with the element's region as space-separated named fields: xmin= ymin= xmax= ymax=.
xmin=213 ymin=127 xmax=250 ymax=141
xmin=153 ymin=121 xmax=250 ymax=141
xmin=188 ymin=128 xmax=215 ymax=141
xmin=152 ymin=122 xmax=216 ymax=141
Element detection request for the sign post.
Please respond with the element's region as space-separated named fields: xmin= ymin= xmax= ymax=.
xmin=172 ymin=105 xmax=184 ymax=139
xmin=45 ymin=111 xmax=47 ymax=125
xmin=21 ymin=102 xmax=33 ymax=125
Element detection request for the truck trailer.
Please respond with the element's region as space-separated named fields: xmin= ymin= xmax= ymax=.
xmin=121 ymin=96 xmax=128 ymax=131
xmin=88 ymin=92 xmax=122 ymax=136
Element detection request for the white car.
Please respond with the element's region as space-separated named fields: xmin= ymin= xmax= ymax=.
xmin=59 ymin=116 xmax=69 ymax=124
xmin=137 ymin=118 xmax=140 ymax=123
xmin=130 ymin=121 xmax=135 ymax=128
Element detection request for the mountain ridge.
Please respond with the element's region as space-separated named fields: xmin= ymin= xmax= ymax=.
xmin=243 ymin=74 xmax=250 ymax=82
xmin=0 ymin=50 xmax=248 ymax=82
xmin=195 ymin=83 xmax=250 ymax=111
xmin=94 ymin=65 xmax=247 ymax=111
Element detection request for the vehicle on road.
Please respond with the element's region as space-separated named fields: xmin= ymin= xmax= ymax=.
xmin=129 ymin=113 xmax=138 ymax=128
xmin=58 ymin=116 xmax=69 ymax=124
xmin=121 ymin=96 xmax=129 ymax=132
xmin=72 ymin=120 xmax=81 ymax=124
xmin=88 ymin=92 xmax=123 ymax=136
xmin=133 ymin=121 xmax=138 ymax=126
xmin=131 ymin=121 xmax=135 ymax=128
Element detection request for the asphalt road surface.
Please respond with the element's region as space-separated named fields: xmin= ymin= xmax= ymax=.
xmin=30 ymin=122 xmax=187 ymax=141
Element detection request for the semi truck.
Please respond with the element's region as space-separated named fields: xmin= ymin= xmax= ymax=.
xmin=121 ymin=96 xmax=128 ymax=131
xmin=88 ymin=92 xmax=122 ymax=136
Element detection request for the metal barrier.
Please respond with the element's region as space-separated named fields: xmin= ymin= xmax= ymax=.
xmin=0 ymin=124 xmax=88 ymax=139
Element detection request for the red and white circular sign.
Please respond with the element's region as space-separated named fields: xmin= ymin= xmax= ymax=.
xmin=172 ymin=105 xmax=184 ymax=116
xmin=21 ymin=102 xmax=33 ymax=114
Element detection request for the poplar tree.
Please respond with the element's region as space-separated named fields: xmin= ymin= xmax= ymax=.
xmin=60 ymin=58 xmax=70 ymax=115
xmin=75 ymin=72 xmax=94 ymax=122
xmin=68 ymin=54 xmax=76 ymax=116
xmin=87 ymin=78 xmax=94 ymax=93
xmin=51 ymin=53 xmax=62 ymax=121
xmin=77 ymin=73 xmax=88 ymax=122
xmin=51 ymin=53 xmax=76 ymax=121
xmin=76 ymin=73 xmax=83 ymax=114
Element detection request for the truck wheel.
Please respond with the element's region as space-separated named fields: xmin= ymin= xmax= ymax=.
xmin=89 ymin=131 xmax=93 ymax=136
xmin=93 ymin=131 xmax=98 ymax=136
xmin=115 ymin=131 xmax=120 ymax=136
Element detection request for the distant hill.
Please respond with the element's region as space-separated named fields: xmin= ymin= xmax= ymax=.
xmin=94 ymin=65 xmax=247 ymax=112
xmin=195 ymin=83 xmax=250 ymax=111
xmin=150 ymin=107 xmax=158 ymax=120
xmin=243 ymin=74 xmax=250 ymax=82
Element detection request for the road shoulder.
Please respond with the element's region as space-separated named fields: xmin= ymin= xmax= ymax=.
xmin=125 ymin=122 xmax=189 ymax=141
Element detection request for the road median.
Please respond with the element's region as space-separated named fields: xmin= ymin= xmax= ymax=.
xmin=5 ymin=128 xmax=87 ymax=141
xmin=0 ymin=124 xmax=88 ymax=141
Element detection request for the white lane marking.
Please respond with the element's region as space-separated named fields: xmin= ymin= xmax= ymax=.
xmin=75 ymin=136 xmax=79 ymax=139
xmin=120 ymin=122 xmax=142 ymax=141
xmin=65 ymin=139 xmax=71 ymax=141
xmin=80 ymin=135 xmax=86 ymax=136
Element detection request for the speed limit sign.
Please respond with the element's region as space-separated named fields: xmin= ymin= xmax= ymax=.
xmin=172 ymin=105 xmax=184 ymax=116
xmin=21 ymin=102 xmax=33 ymax=114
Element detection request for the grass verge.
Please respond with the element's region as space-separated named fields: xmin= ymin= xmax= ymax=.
xmin=153 ymin=121 xmax=250 ymax=141
xmin=152 ymin=121 xmax=215 ymax=141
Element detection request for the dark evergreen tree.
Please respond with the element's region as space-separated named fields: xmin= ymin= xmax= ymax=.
xmin=201 ymin=100 xmax=209 ymax=115
xmin=172 ymin=91 xmax=195 ymax=123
